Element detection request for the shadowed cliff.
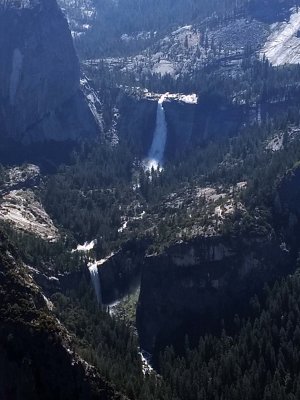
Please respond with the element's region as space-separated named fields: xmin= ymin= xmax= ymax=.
xmin=0 ymin=0 xmax=100 ymax=143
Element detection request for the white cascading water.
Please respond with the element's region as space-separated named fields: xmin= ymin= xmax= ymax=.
xmin=145 ymin=94 xmax=168 ymax=171
xmin=88 ymin=263 xmax=102 ymax=305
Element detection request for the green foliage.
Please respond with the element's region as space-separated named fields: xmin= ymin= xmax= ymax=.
xmin=158 ymin=273 xmax=300 ymax=400
xmin=0 ymin=222 xmax=85 ymax=274
xmin=42 ymin=140 xmax=139 ymax=247
xmin=51 ymin=283 xmax=169 ymax=400
xmin=76 ymin=0 xmax=249 ymax=58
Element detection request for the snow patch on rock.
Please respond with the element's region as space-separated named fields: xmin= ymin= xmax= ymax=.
xmin=73 ymin=239 xmax=97 ymax=253
xmin=143 ymin=90 xmax=198 ymax=104
xmin=175 ymin=93 xmax=198 ymax=104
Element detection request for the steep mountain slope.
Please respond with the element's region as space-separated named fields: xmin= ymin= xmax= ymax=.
xmin=0 ymin=0 xmax=100 ymax=142
xmin=0 ymin=232 xmax=127 ymax=400
xmin=62 ymin=0 xmax=300 ymax=84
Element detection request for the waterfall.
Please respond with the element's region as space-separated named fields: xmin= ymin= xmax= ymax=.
xmin=145 ymin=94 xmax=168 ymax=171
xmin=88 ymin=263 xmax=102 ymax=305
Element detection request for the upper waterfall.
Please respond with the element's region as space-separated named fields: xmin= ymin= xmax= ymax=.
xmin=145 ymin=94 xmax=168 ymax=171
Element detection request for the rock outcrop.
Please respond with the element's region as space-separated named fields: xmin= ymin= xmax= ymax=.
xmin=0 ymin=164 xmax=59 ymax=241
xmin=0 ymin=0 xmax=100 ymax=142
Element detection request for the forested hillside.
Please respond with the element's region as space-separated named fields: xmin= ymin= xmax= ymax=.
xmin=158 ymin=272 xmax=300 ymax=400
xmin=70 ymin=0 xmax=300 ymax=58
xmin=3 ymin=0 xmax=300 ymax=399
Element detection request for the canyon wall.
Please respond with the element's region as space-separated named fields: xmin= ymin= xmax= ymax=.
xmin=137 ymin=235 xmax=292 ymax=353
xmin=0 ymin=0 xmax=100 ymax=142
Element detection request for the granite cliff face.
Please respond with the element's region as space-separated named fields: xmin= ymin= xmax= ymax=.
xmin=137 ymin=235 xmax=292 ymax=353
xmin=116 ymin=94 xmax=157 ymax=155
xmin=0 ymin=0 xmax=100 ymax=142
xmin=117 ymin=93 xmax=269 ymax=161
xmin=99 ymin=240 xmax=148 ymax=304
xmin=116 ymin=93 xmax=246 ymax=160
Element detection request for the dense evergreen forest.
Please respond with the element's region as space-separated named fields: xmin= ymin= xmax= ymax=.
xmin=37 ymin=55 xmax=300 ymax=254
xmin=1 ymin=51 xmax=297 ymax=400
xmin=158 ymin=272 xmax=300 ymax=400
xmin=75 ymin=0 xmax=247 ymax=57
xmin=3 ymin=218 xmax=300 ymax=400
xmin=48 ymin=264 xmax=300 ymax=400
xmin=3 ymin=0 xmax=300 ymax=397
xmin=16 ymin=37 xmax=298 ymax=396
xmin=75 ymin=0 xmax=300 ymax=57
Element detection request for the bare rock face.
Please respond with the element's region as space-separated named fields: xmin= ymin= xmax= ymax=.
xmin=0 ymin=0 xmax=100 ymax=142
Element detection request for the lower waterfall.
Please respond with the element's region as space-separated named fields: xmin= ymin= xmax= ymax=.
xmin=88 ymin=263 xmax=102 ymax=305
